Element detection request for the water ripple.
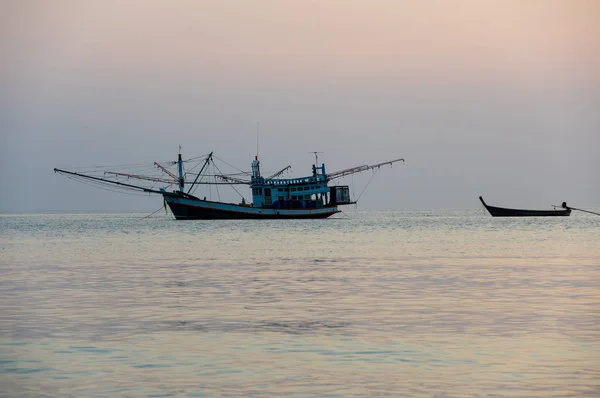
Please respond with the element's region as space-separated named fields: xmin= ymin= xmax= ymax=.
xmin=1 ymin=210 xmax=599 ymax=397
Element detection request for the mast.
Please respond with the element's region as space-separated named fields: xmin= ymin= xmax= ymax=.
xmin=251 ymin=156 xmax=261 ymax=179
xmin=310 ymin=151 xmax=324 ymax=168
xmin=177 ymin=147 xmax=184 ymax=192
xmin=313 ymin=152 xmax=321 ymax=165
xmin=187 ymin=152 xmax=213 ymax=194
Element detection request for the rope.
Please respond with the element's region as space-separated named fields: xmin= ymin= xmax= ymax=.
xmin=184 ymin=153 xmax=212 ymax=162
xmin=355 ymin=170 xmax=379 ymax=203
xmin=570 ymin=207 xmax=600 ymax=216
xmin=65 ymin=174 xmax=163 ymax=196
xmin=212 ymin=162 xmax=221 ymax=201
xmin=139 ymin=204 xmax=169 ymax=220
xmin=212 ymin=162 xmax=246 ymax=201
xmin=212 ymin=155 xmax=249 ymax=174
xmin=553 ymin=203 xmax=600 ymax=216
xmin=338 ymin=209 xmax=352 ymax=219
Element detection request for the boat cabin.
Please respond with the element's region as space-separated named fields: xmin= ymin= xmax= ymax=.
xmin=249 ymin=156 xmax=352 ymax=209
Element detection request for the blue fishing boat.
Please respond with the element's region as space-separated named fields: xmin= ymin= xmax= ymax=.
xmin=54 ymin=151 xmax=404 ymax=219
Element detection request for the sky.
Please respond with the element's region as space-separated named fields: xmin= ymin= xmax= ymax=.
xmin=1 ymin=0 xmax=599 ymax=211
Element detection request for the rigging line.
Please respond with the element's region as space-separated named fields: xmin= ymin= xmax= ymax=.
xmin=65 ymin=175 xmax=162 ymax=197
xmin=58 ymin=169 xmax=172 ymax=195
xmin=69 ymin=178 xmax=157 ymax=196
xmin=190 ymin=167 xmax=208 ymax=196
xmin=213 ymin=171 xmax=252 ymax=177
xmin=154 ymin=159 xmax=178 ymax=165
xmin=64 ymin=162 xmax=154 ymax=171
xmin=351 ymin=174 xmax=357 ymax=212
xmin=230 ymin=183 xmax=245 ymax=200
xmin=213 ymin=162 xmax=221 ymax=202
xmin=84 ymin=165 xmax=162 ymax=175
xmin=189 ymin=171 xmax=201 ymax=196
xmin=186 ymin=153 xmax=213 ymax=194
xmin=212 ymin=161 xmax=246 ymax=200
xmin=224 ymin=180 xmax=245 ymax=200
xmin=355 ymin=169 xmax=379 ymax=203
xmin=338 ymin=209 xmax=352 ymax=219
xmin=212 ymin=155 xmax=248 ymax=174
xmin=139 ymin=205 xmax=168 ymax=221
xmin=190 ymin=156 xmax=214 ymax=196
xmin=184 ymin=153 xmax=212 ymax=162
xmin=208 ymin=164 xmax=212 ymax=200
xmin=183 ymin=156 xmax=211 ymax=174
xmin=184 ymin=163 xmax=204 ymax=174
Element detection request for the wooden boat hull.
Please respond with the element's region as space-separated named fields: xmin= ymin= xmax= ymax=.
xmin=479 ymin=196 xmax=571 ymax=217
xmin=165 ymin=195 xmax=340 ymax=220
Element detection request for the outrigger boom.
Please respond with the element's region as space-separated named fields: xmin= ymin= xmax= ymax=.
xmin=327 ymin=159 xmax=405 ymax=180
xmin=54 ymin=168 xmax=167 ymax=195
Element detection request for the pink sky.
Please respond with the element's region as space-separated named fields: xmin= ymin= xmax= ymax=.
xmin=1 ymin=1 xmax=599 ymax=210
xmin=4 ymin=0 xmax=599 ymax=86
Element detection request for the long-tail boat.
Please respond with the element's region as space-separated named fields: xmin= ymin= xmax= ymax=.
xmin=479 ymin=196 xmax=571 ymax=217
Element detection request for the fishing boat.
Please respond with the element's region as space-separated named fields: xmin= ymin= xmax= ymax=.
xmin=54 ymin=151 xmax=404 ymax=219
xmin=479 ymin=196 xmax=571 ymax=217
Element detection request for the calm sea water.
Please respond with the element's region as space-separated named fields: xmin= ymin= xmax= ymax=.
xmin=1 ymin=209 xmax=599 ymax=397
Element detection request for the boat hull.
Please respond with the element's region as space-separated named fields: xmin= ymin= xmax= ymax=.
xmin=479 ymin=196 xmax=571 ymax=217
xmin=164 ymin=195 xmax=340 ymax=220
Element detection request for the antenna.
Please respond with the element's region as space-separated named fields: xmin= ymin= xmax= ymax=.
xmin=256 ymin=122 xmax=260 ymax=158
xmin=309 ymin=151 xmax=324 ymax=165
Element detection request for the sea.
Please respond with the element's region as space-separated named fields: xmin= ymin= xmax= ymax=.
xmin=1 ymin=209 xmax=599 ymax=397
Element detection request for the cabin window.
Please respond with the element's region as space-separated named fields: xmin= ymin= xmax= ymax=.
xmin=265 ymin=188 xmax=271 ymax=196
xmin=291 ymin=188 xmax=296 ymax=192
xmin=304 ymin=195 xmax=310 ymax=200
xmin=278 ymin=196 xmax=284 ymax=201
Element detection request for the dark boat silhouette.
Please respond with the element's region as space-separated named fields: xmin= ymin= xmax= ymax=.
xmin=479 ymin=196 xmax=571 ymax=217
